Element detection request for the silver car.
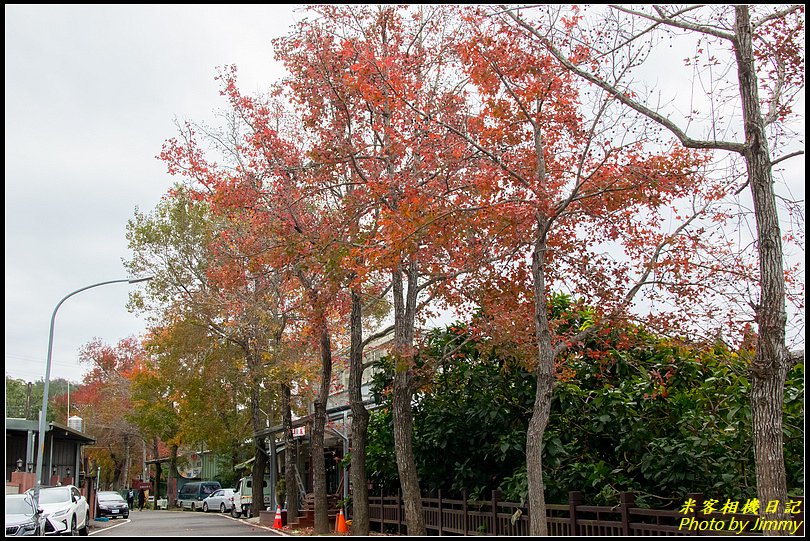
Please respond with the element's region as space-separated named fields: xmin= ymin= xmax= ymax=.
xmin=5 ymin=493 xmax=47 ymax=536
xmin=201 ymin=488 xmax=235 ymax=513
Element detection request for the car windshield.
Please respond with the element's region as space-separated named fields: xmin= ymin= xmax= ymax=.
xmin=38 ymin=488 xmax=71 ymax=504
xmin=5 ymin=496 xmax=34 ymax=515
xmin=98 ymin=493 xmax=125 ymax=502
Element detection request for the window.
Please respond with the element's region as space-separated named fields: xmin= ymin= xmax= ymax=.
xmin=38 ymin=488 xmax=71 ymax=504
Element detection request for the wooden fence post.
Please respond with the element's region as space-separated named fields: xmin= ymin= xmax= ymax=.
xmin=791 ymin=495 xmax=804 ymax=537
xmin=491 ymin=490 xmax=500 ymax=536
xmin=462 ymin=489 xmax=468 ymax=535
xmin=687 ymin=493 xmax=704 ymax=537
xmin=397 ymin=490 xmax=402 ymax=535
xmin=437 ymin=489 xmax=443 ymax=536
xmin=620 ymin=492 xmax=635 ymax=536
xmin=569 ymin=491 xmax=583 ymax=536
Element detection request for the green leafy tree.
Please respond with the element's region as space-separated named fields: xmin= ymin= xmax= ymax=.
xmin=5 ymin=376 xmax=74 ymax=422
xmin=367 ymin=310 xmax=804 ymax=509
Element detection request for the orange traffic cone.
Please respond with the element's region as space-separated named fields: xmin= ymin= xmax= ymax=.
xmin=335 ymin=508 xmax=348 ymax=533
xmin=273 ymin=505 xmax=283 ymax=529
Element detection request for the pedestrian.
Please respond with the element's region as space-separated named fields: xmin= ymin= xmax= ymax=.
xmin=138 ymin=488 xmax=146 ymax=511
xmin=126 ymin=487 xmax=135 ymax=510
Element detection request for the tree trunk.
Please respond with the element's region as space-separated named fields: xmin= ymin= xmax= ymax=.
xmin=282 ymin=383 xmax=299 ymax=524
xmin=527 ymin=223 xmax=553 ymax=536
xmin=250 ymin=368 xmax=268 ymax=518
xmin=349 ymin=289 xmax=370 ymax=535
xmin=251 ymin=438 xmax=268 ymax=517
xmin=392 ymin=375 xmax=424 ymax=535
xmin=391 ymin=264 xmax=426 ymax=536
xmin=734 ymin=7 xmax=790 ymax=532
xmin=168 ymin=445 xmax=179 ymax=508
xmin=312 ymin=321 xmax=333 ymax=534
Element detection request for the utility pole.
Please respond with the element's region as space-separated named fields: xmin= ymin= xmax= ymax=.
xmin=26 ymin=382 xmax=32 ymax=419
xmin=143 ymin=440 xmax=148 ymax=484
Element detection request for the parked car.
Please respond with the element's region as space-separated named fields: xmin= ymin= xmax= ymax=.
xmin=201 ymin=488 xmax=235 ymax=513
xmin=177 ymin=481 xmax=221 ymax=511
xmin=95 ymin=492 xmax=129 ymax=519
xmin=5 ymin=493 xmax=47 ymax=536
xmin=27 ymin=485 xmax=89 ymax=536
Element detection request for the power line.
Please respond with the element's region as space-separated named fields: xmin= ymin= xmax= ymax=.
xmin=7 ymin=352 xmax=83 ymax=366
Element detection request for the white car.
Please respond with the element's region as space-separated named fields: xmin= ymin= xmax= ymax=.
xmin=201 ymin=488 xmax=235 ymax=513
xmin=30 ymin=485 xmax=90 ymax=536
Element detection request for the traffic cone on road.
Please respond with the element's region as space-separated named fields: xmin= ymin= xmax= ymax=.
xmin=273 ymin=505 xmax=283 ymax=529
xmin=335 ymin=508 xmax=348 ymax=533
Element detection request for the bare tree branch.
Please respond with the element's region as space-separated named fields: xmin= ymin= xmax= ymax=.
xmin=504 ymin=8 xmax=748 ymax=155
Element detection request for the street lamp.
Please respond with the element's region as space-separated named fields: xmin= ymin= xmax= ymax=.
xmin=33 ymin=277 xmax=152 ymax=509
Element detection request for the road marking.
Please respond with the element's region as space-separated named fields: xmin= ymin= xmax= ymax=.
xmin=88 ymin=518 xmax=131 ymax=535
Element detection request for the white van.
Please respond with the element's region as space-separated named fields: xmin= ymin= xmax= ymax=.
xmin=231 ymin=475 xmax=272 ymax=518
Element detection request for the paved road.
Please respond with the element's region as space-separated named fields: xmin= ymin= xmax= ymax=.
xmin=88 ymin=508 xmax=285 ymax=537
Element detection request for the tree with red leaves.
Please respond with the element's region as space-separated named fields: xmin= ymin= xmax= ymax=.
xmin=273 ymin=5 xmax=498 ymax=534
xmin=71 ymin=337 xmax=145 ymax=489
xmin=401 ymin=9 xmax=738 ymax=534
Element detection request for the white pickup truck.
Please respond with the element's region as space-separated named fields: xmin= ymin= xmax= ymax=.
xmin=231 ymin=475 xmax=273 ymax=518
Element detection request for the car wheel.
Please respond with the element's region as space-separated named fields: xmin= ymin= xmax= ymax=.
xmin=190 ymin=502 xmax=195 ymax=512
xmin=220 ymin=503 xmax=226 ymax=513
xmin=203 ymin=502 xmax=209 ymax=513
xmin=231 ymin=507 xmax=241 ymax=519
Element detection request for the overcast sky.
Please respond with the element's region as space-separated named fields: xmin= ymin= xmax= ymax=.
xmin=5 ymin=5 xmax=804 ymax=386
xmin=5 ymin=5 xmax=303 ymax=383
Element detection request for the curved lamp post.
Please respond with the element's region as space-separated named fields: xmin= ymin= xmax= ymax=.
xmin=33 ymin=277 xmax=152 ymax=508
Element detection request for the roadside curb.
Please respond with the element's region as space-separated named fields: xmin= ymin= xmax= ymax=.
xmin=220 ymin=513 xmax=291 ymax=536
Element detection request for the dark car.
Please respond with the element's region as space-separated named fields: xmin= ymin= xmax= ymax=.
xmin=96 ymin=492 xmax=130 ymax=519
xmin=5 ymin=493 xmax=46 ymax=536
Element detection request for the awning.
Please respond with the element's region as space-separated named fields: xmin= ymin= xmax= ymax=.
xmin=5 ymin=418 xmax=95 ymax=444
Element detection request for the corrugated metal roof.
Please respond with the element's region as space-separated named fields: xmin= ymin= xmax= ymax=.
xmin=5 ymin=418 xmax=95 ymax=444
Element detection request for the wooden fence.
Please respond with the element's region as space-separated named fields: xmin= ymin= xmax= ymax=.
xmin=367 ymin=491 xmax=805 ymax=536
